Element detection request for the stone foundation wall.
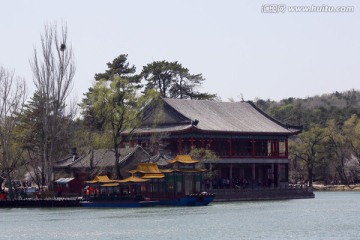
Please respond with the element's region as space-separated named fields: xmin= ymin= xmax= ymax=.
xmin=212 ymin=188 xmax=314 ymax=202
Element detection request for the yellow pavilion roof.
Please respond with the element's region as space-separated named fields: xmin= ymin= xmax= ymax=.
xmin=167 ymin=155 xmax=199 ymax=164
xmin=141 ymin=173 xmax=165 ymax=179
xmin=136 ymin=163 xmax=163 ymax=173
xmin=128 ymin=169 xmax=145 ymax=174
xmin=116 ymin=175 xmax=150 ymax=183
xmin=126 ymin=163 xmax=166 ymax=179
xmin=85 ymin=175 xmax=114 ymax=184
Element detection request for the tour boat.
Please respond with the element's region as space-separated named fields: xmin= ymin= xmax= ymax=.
xmin=80 ymin=156 xmax=215 ymax=207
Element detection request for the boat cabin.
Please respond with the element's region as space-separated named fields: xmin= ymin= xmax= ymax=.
xmin=83 ymin=155 xmax=207 ymax=203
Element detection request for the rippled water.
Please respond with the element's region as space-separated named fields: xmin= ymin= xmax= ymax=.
xmin=0 ymin=192 xmax=359 ymax=240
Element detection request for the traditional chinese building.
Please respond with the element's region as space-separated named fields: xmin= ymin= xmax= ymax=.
xmin=126 ymin=98 xmax=302 ymax=189
xmin=53 ymin=146 xmax=151 ymax=194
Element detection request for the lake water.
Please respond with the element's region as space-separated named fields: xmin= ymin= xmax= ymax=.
xmin=0 ymin=192 xmax=359 ymax=240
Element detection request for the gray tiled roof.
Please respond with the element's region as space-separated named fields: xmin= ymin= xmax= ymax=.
xmin=70 ymin=149 xmax=117 ymax=168
xmin=163 ymin=98 xmax=296 ymax=134
xmin=147 ymin=153 xmax=173 ymax=166
xmin=55 ymin=146 xmax=150 ymax=169
xmin=54 ymin=154 xmax=79 ymax=168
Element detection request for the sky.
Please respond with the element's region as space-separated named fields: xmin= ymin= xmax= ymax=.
xmin=1 ymin=0 xmax=359 ymax=102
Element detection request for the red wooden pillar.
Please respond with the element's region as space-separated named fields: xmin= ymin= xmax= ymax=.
xmin=258 ymin=165 xmax=263 ymax=186
xmin=272 ymin=140 xmax=276 ymax=157
xmin=271 ymin=163 xmax=275 ymax=188
xmin=285 ymin=139 xmax=288 ymax=158
xmin=252 ymin=139 xmax=255 ymax=157
xmin=228 ymin=139 xmax=232 ymax=158
xmin=177 ymin=138 xmax=183 ymax=154
xmin=190 ymin=137 xmax=194 ymax=150
xmin=252 ymin=163 xmax=256 ymax=185
xmin=207 ymin=139 xmax=213 ymax=150
xmin=271 ymin=140 xmax=274 ymax=157
xmin=241 ymin=140 xmax=244 ymax=156
xmin=201 ymin=137 xmax=205 ymax=157
xmin=277 ymin=163 xmax=281 ymax=187
xmin=238 ymin=140 xmax=242 ymax=156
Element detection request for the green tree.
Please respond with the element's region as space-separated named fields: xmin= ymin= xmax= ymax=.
xmin=326 ymin=119 xmax=353 ymax=185
xmin=343 ymin=115 xmax=360 ymax=161
xmin=190 ymin=147 xmax=218 ymax=190
xmin=82 ymin=54 xmax=140 ymax=132
xmin=140 ymin=60 xmax=216 ymax=100
xmin=94 ymin=54 xmax=137 ymax=81
xmin=81 ymin=54 xmax=146 ymax=179
xmin=342 ymin=115 xmax=360 ymax=182
xmin=289 ymin=125 xmax=329 ymax=187
xmin=17 ymin=91 xmax=75 ymax=188
xmin=81 ymin=76 xmax=153 ymax=179
xmin=17 ymin=92 xmax=46 ymax=188
xmin=256 ymin=90 xmax=360 ymax=129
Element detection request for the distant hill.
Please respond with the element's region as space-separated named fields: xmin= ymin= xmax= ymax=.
xmin=254 ymin=89 xmax=360 ymax=130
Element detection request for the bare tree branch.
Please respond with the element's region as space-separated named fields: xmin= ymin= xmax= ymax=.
xmin=0 ymin=66 xmax=27 ymax=199
xmin=29 ymin=22 xmax=76 ymax=188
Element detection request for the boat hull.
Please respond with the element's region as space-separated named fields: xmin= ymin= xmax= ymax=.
xmin=80 ymin=200 xmax=159 ymax=208
xmin=160 ymin=195 xmax=214 ymax=206
xmin=80 ymin=194 xmax=215 ymax=208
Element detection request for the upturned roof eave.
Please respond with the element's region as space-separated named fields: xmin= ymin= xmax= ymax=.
xmin=192 ymin=127 xmax=299 ymax=136
xmin=130 ymin=126 xmax=298 ymax=137
xmin=246 ymin=101 xmax=303 ymax=134
xmin=129 ymin=125 xmax=193 ymax=136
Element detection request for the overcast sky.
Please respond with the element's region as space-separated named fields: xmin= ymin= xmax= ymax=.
xmin=1 ymin=0 xmax=359 ymax=102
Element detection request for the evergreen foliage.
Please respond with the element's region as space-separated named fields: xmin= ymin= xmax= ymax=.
xmin=255 ymin=90 xmax=360 ymax=129
xmin=140 ymin=60 xmax=216 ymax=100
xmin=255 ymin=90 xmax=360 ymax=185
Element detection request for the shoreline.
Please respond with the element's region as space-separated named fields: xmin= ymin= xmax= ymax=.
xmin=313 ymin=184 xmax=360 ymax=191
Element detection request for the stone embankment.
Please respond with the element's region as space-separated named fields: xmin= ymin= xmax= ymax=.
xmin=212 ymin=188 xmax=314 ymax=202
xmin=312 ymin=184 xmax=360 ymax=191
xmin=0 ymin=198 xmax=81 ymax=208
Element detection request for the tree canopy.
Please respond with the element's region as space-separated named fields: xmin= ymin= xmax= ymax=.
xmin=82 ymin=54 xmax=141 ymax=132
xmin=94 ymin=54 xmax=137 ymax=81
xmin=257 ymin=90 xmax=360 ymax=185
xmin=140 ymin=60 xmax=216 ymax=100
xmin=81 ymin=55 xmax=154 ymax=179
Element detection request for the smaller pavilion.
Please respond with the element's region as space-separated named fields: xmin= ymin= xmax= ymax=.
xmin=83 ymin=155 xmax=207 ymax=201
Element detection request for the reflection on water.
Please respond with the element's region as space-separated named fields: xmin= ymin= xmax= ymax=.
xmin=0 ymin=192 xmax=359 ymax=240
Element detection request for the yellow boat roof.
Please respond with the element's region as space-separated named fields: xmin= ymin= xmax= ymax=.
xmin=116 ymin=176 xmax=150 ymax=183
xmin=136 ymin=163 xmax=163 ymax=173
xmin=141 ymin=173 xmax=165 ymax=179
xmin=167 ymin=155 xmax=199 ymax=164
xmin=85 ymin=175 xmax=114 ymax=184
